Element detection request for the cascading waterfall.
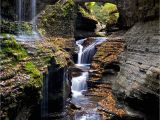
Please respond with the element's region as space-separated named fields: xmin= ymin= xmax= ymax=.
xmin=71 ymin=37 xmax=106 ymax=120
xmin=76 ymin=39 xmax=86 ymax=64
xmin=81 ymin=37 xmax=106 ymax=64
xmin=17 ymin=0 xmax=37 ymax=31
xmin=72 ymin=37 xmax=106 ymax=97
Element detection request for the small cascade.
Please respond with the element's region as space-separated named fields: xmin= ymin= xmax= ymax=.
xmin=76 ymin=37 xmax=106 ymax=64
xmin=71 ymin=72 xmax=88 ymax=97
xmin=76 ymin=39 xmax=86 ymax=64
xmin=71 ymin=37 xmax=106 ymax=120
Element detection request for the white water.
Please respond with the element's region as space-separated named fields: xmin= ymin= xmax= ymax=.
xmin=71 ymin=37 xmax=106 ymax=120
xmin=76 ymin=39 xmax=86 ymax=64
xmin=71 ymin=72 xmax=88 ymax=97
xmin=75 ymin=112 xmax=102 ymax=120
xmin=76 ymin=37 xmax=106 ymax=64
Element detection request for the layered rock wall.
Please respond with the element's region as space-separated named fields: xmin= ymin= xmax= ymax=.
xmin=113 ymin=19 xmax=160 ymax=120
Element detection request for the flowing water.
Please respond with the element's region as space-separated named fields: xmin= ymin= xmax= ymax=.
xmin=71 ymin=37 xmax=106 ymax=120
xmin=31 ymin=0 xmax=36 ymax=32
xmin=16 ymin=0 xmax=41 ymax=41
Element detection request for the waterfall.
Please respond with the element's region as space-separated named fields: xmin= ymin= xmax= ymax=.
xmin=71 ymin=37 xmax=106 ymax=98
xmin=16 ymin=0 xmax=41 ymax=41
xmin=17 ymin=0 xmax=37 ymax=30
xmin=71 ymin=37 xmax=106 ymax=119
xmin=31 ymin=0 xmax=36 ymax=32
xmin=71 ymin=72 xmax=88 ymax=97
xmin=76 ymin=39 xmax=86 ymax=64
xmin=76 ymin=37 xmax=106 ymax=64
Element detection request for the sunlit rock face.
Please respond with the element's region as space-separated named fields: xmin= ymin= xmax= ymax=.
xmin=113 ymin=20 xmax=160 ymax=120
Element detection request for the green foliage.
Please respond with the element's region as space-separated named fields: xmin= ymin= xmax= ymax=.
xmin=79 ymin=6 xmax=93 ymax=19
xmin=80 ymin=2 xmax=119 ymax=26
xmin=0 ymin=35 xmax=27 ymax=61
xmin=85 ymin=2 xmax=95 ymax=11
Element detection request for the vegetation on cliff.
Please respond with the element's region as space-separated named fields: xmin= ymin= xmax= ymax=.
xmin=0 ymin=20 xmax=33 ymax=35
xmin=79 ymin=2 xmax=119 ymax=26
xmin=38 ymin=0 xmax=75 ymax=37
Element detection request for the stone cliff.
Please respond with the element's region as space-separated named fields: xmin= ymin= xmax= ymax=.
xmin=89 ymin=19 xmax=159 ymax=120
xmin=113 ymin=19 xmax=160 ymax=120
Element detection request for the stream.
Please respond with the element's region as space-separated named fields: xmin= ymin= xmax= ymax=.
xmin=71 ymin=37 xmax=106 ymax=120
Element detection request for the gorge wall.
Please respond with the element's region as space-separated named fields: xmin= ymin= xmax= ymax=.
xmin=88 ymin=0 xmax=159 ymax=119
xmin=112 ymin=19 xmax=160 ymax=120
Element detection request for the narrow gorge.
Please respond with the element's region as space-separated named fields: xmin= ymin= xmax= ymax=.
xmin=0 ymin=0 xmax=159 ymax=120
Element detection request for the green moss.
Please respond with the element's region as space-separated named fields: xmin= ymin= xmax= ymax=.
xmin=24 ymin=62 xmax=42 ymax=88
xmin=0 ymin=35 xmax=28 ymax=61
xmin=0 ymin=19 xmax=32 ymax=35
xmin=24 ymin=62 xmax=41 ymax=78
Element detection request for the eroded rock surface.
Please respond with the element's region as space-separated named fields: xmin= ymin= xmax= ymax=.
xmin=90 ymin=36 xmax=125 ymax=81
xmin=113 ymin=20 xmax=160 ymax=120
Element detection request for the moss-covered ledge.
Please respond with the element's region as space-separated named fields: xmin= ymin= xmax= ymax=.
xmin=0 ymin=35 xmax=73 ymax=120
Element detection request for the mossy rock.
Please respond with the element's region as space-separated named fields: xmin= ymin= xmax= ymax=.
xmin=0 ymin=35 xmax=28 ymax=61
xmin=0 ymin=19 xmax=33 ymax=35
xmin=38 ymin=0 xmax=75 ymax=37
xmin=24 ymin=61 xmax=43 ymax=89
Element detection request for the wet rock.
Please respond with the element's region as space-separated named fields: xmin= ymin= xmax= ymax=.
xmin=69 ymin=66 xmax=83 ymax=77
xmin=70 ymin=103 xmax=81 ymax=110
xmin=82 ymin=37 xmax=95 ymax=47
